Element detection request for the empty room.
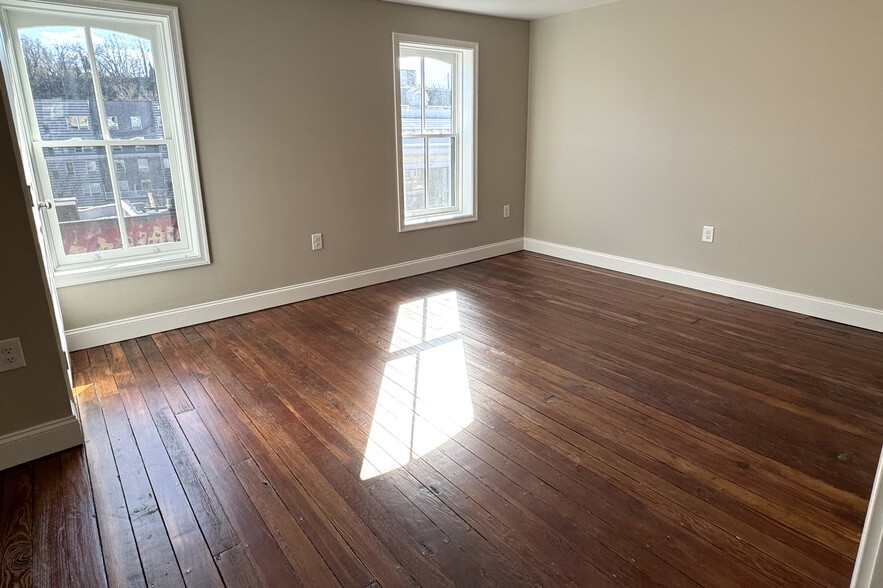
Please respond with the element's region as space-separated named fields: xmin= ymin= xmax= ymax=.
xmin=1 ymin=0 xmax=882 ymax=586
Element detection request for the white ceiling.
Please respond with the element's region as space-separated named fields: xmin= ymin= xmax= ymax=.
xmin=380 ymin=0 xmax=620 ymax=21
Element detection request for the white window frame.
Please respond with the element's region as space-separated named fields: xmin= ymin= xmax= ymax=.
xmin=393 ymin=33 xmax=477 ymax=232
xmin=106 ymin=114 xmax=117 ymax=129
xmin=130 ymin=114 xmax=141 ymax=130
xmin=0 ymin=0 xmax=209 ymax=286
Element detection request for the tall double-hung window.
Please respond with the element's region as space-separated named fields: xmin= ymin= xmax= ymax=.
xmin=393 ymin=34 xmax=477 ymax=231
xmin=0 ymin=0 xmax=208 ymax=285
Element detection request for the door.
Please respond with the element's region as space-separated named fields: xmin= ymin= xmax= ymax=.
xmin=28 ymin=182 xmax=72 ymax=387
xmin=0 ymin=54 xmax=72 ymax=390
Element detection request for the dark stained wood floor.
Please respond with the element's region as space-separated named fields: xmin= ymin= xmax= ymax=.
xmin=2 ymin=251 xmax=882 ymax=587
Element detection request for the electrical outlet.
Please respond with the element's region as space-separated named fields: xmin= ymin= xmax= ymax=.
xmin=702 ymin=226 xmax=715 ymax=243
xmin=311 ymin=233 xmax=323 ymax=251
xmin=503 ymin=204 xmax=511 ymax=218
xmin=0 ymin=337 xmax=26 ymax=373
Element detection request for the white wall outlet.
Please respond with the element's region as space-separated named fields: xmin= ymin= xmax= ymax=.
xmin=311 ymin=233 xmax=323 ymax=251
xmin=503 ymin=204 xmax=511 ymax=218
xmin=0 ymin=337 xmax=26 ymax=373
xmin=702 ymin=226 xmax=715 ymax=243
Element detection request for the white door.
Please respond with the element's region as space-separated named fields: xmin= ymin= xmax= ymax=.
xmin=28 ymin=181 xmax=72 ymax=387
xmin=0 ymin=68 xmax=72 ymax=389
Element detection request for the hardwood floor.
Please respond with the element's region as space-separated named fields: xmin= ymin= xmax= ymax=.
xmin=2 ymin=251 xmax=882 ymax=587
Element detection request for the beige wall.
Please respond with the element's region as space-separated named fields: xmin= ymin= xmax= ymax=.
xmin=0 ymin=73 xmax=73 ymax=437
xmin=58 ymin=0 xmax=529 ymax=330
xmin=527 ymin=0 xmax=883 ymax=310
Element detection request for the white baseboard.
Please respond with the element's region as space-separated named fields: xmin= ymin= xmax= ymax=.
xmin=66 ymin=238 xmax=524 ymax=350
xmin=0 ymin=415 xmax=83 ymax=471
xmin=524 ymin=238 xmax=883 ymax=333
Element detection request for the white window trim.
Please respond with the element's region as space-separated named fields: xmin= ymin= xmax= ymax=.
xmin=392 ymin=33 xmax=478 ymax=233
xmin=0 ymin=0 xmax=210 ymax=287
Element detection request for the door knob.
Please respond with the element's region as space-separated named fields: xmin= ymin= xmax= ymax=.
xmin=37 ymin=200 xmax=53 ymax=209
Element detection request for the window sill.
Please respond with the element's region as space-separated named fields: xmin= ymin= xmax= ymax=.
xmin=400 ymin=211 xmax=477 ymax=232
xmin=54 ymin=250 xmax=210 ymax=288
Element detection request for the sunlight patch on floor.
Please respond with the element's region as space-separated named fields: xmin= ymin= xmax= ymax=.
xmin=361 ymin=292 xmax=473 ymax=480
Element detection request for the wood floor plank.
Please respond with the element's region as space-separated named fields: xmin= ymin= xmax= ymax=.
xmin=213 ymin=544 xmax=262 ymax=588
xmin=318 ymin=286 xmax=856 ymax=575
xmin=352 ymin=271 xmax=869 ymax=540
xmin=189 ymin=323 xmax=425 ymax=588
xmin=104 ymin=343 xmax=223 ymax=588
xmin=166 ymin=328 xmax=377 ymax=588
xmin=219 ymin=312 xmax=610 ymax=587
xmin=76 ymin=379 xmax=145 ymax=587
xmin=231 ymin=458 xmax=342 ymax=588
xmin=271 ymin=301 xmax=765 ymax=587
xmin=232 ymin=310 xmax=543 ymax=588
xmin=175 ymin=409 xmax=304 ymax=588
xmin=21 ymin=251 xmax=881 ymax=587
xmin=33 ymin=450 xmax=106 ymax=588
xmin=413 ymin=268 xmax=876 ymax=494
xmin=215 ymin=326 xmax=494 ymax=585
xmin=101 ymin=391 xmax=187 ymax=588
xmin=120 ymin=339 xmax=238 ymax=557
xmin=149 ymin=332 xmax=250 ymax=465
xmin=242 ymin=308 xmax=618 ymax=588
xmin=134 ymin=336 xmax=194 ymax=414
xmin=0 ymin=463 xmax=33 ymax=587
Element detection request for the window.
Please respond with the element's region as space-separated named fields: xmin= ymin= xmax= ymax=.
xmin=135 ymin=145 xmax=146 ymax=151
xmin=393 ymin=34 xmax=477 ymax=231
xmin=82 ymin=182 xmax=103 ymax=197
xmin=66 ymin=115 xmax=89 ymax=129
xmin=1 ymin=0 xmax=209 ymax=285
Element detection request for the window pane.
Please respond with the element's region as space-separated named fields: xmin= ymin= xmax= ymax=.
xmin=112 ymin=145 xmax=181 ymax=246
xmin=19 ymin=27 xmax=102 ymax=141
xmin=424 ymin=57 xmax=452 ymax=135
xmin=399 ymin=56 xmax=422 ymax=135
xmin=402 ymin=137 xmax=425 ymax=215
xmin=428 ymin=137 xmax=454 ymax=209
xmin=43 ymin=146 xmax=122 ymax=253
xmin=92 ymin=29 xmax=164 ymax=140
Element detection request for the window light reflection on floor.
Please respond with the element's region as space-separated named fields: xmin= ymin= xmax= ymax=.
xmin=360 ymin=291 xmax=473 ymax=481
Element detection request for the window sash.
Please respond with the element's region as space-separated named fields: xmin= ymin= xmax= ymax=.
xmin=393 ymin=34 xmax=477 ymax=232
xmin=18 ymin=16 xmax=190 ymax=265
xmin=401 ymin=133 xmax=459 ymax=217
xmin=0 ymin=0 xmax=210 ymax=283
